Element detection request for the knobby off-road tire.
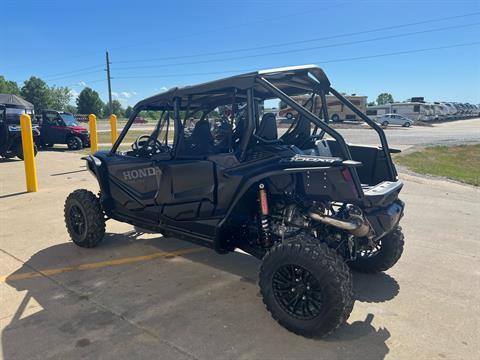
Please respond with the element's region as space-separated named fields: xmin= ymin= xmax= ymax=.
xmin=259 ymin=236 xmax=354 ymax=337
xmin=348 ymin=226 xmax=405 ymax=273
xmin=64 ymin=189 xmax=105 ymax=248
xmin=15 ymin=142 xmax=38 ymax=160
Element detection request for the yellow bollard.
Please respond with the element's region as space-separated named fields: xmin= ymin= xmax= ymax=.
xmin=110 ymin=114 xmax=118 ymax=145
xmin=88 ymin=114 xmax=98 ymax=154
xmin=20 ymin=114 xmax=38 ymax=192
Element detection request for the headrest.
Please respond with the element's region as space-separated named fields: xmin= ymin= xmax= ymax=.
xmin=257 ymin=112 xmax=278 ymax=141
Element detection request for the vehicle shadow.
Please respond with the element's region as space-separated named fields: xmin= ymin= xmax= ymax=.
xmin=0 ymin=157 xmax=21 ymax=163
xmin=2 ymin=231 xmax=394 ymax=360
xmin=37 ymin=146 xmax=72 ymax=153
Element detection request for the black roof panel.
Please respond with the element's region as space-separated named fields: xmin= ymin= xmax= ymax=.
xmin=134 ymin=65 xmax=330 ymax=111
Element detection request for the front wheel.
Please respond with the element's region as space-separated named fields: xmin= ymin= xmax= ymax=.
xmin=331 ymin=114 xmax=340 ymax=122
xmin=381 ymin=121 xmax=389 ymax=127
xmin=348 ymin=226 xmax=404 ymax=273
xmin=64 ymin=189 xmax=105 ymax=248
xmin=15 ymin=142 xmax=38 ymax=160
xmin=403 ymin=122 xmax=411 ymax=127
xmin=67 ymin=136 xmax=83 ymax=150
xmin=260 ymin=236 xmax=354 ymax=337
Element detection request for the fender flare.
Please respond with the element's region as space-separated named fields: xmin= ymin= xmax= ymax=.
xmin=82 ymin=155 xmax=113 ymax=210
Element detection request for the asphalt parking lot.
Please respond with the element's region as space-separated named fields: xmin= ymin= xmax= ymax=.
xmin=1 ymin=121 xmax=479 ymax=359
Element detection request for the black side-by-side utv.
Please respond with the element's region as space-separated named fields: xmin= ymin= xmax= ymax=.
xmin=0 ymin=95 xmax=40 ymax=160
xmin=64 ymin=65 xmax=405 ymax=337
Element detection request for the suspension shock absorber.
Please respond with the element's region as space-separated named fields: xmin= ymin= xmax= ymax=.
xmin=258 ymin=183 xmax=273 ymax=248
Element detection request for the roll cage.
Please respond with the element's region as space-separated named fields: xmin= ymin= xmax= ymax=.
xmin=110 ymin=65 xmax=397 ymax=197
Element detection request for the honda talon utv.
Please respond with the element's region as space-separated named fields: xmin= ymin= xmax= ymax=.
xmin=65 ymin=65 xmax=405 ymax=337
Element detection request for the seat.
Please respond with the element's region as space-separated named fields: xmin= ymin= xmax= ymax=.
xmin=185 ymin=119 xmax=214 ymax=155
xmin=256 ymin=112 xmax=278 ymax=140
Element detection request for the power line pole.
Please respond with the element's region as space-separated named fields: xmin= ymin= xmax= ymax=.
xmin=106 ymin=50 xmax=113 ymax=115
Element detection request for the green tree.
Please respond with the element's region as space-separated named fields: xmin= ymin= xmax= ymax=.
xmin=279 ymin=100 xmax=287 ymax=109
xmin=76 ymin=87 xmax=104 ymax=115
xmin=367 ymin=101 xmax=376 ymax=106
xmin=111 ymin=100 xmax=124 ymax=117
xmin=376 ymin=93 xmax=394 ymax=105
xmin=21 ymin=76 xmax=51 ymax=111
xmin=0 ymin=76 xmax=20 ymax=94
xmin=125 ymin=106 xmax=133 ymax=118
xmin=50 ymin=86 xmax=72 ymax=111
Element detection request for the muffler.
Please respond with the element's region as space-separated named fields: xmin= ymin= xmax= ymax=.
xmin=308 ymin=206 xmax=371 ymax=238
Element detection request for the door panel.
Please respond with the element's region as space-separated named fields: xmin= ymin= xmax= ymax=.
xmin=107 ymin=155 xmax=161 ymax=209
xmin=156 ymin=160 xmax=216 ymax=220
xmin=104 ymin=155 xmax=216 ymax=223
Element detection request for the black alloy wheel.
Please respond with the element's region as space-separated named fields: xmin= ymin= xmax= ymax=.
xmin=272 ymin=264 xmax=323 ymax=320
xmin=69 ymin=204 xmax=86 ymax=236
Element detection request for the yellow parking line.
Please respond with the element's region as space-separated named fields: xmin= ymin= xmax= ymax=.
xmin=0 ymin=247 xmax=203 ymax=283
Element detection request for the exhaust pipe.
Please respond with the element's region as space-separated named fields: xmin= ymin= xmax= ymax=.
xmin=308 ymin=207 xmax=371 ymax=238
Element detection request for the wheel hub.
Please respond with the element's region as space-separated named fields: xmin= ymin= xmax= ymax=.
xmin=272 ymin=264 xmax=323 ymax=320
xmin=69 ymin=205 xmax=86 ymax=236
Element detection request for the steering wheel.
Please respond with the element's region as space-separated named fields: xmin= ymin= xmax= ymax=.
xmin=132 ymin=135 xmax=165 ymax=157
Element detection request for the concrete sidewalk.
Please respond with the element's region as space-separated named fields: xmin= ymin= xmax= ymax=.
xmin=1 ymin=152 xmax=479 ymax=360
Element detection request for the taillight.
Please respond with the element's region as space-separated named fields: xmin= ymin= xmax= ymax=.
xmin=341 ymin=168 xmax=358 ymax=198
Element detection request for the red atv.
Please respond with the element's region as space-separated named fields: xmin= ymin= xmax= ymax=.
xmin=36 ymin=110 xmax=90 ymax=150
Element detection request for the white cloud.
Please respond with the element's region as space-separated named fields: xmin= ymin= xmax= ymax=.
xmin=160 ymin=86 xmax=168 ymax=91
xmin=112 ymin=91 xmax=137 ymax=100
xmin=78 ymin=81 xmax=87 ymax=86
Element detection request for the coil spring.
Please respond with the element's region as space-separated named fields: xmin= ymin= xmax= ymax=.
xmin=258 ymin=183 xmax=273 ymax=248
xmin=259 ymin=214 xmax=273 ymax=248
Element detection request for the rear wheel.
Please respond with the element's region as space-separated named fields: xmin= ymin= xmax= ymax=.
xmin=64 ymin=189 xmax=105 ymax=248
xmin=286 ymin=112 xmax=294 ymax=120
xmin=348 ymin=226 xmax=404 ymax=273
xmin=260 ymin=235 xmax=354 ymax=337
xmin=331 ymin=114 xmax=340 ymax=122
xmin=67 ymin=136 xmax=83 ymax=150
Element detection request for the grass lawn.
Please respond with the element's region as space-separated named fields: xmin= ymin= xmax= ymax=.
xmin=97 ymin=130 xmax=151 ymax=144
xmin=395 ymin=144 xmax=480 ymax=186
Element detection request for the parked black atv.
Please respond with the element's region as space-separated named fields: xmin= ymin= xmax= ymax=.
xmin=35 ymin=110 xmax=90 ymax=150
xmin=65 ymin=65 xmax=405 ymax=337
xmin=0 ymin=102 xmax=39 ymax=160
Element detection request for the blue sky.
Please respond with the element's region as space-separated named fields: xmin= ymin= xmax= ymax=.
xmin=2 ymin=0 xmax=479 ymax=107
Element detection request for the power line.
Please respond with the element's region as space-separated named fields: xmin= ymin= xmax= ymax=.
xmin=112 ymin=41 xmax=480 ymax=80
xmin=112 ymin=22 xmax=480 ymax=71
xmin=2 ymin=5 xmax=333 ymax=70
xmin=45 ymin=69 xmax=105 ymax=82
xmin=114 ymin=11 xmax=480 ymax=65
xmin=42 ymin=65 xmax=104 ymax=80
xmin=66 ymin=78 xmax=106 ymax=87
xmin=106 ymin=4 xmax=343 ymax=53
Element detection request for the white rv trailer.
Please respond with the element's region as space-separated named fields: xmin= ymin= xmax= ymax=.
xmin=367 ymin=102 xmax=434 ymax=121
xmin=366 ymin=104 xmax=392 ymax=119
xmin=278 ymin=94 xmax=367 ymax=122
xmin=433 ymin=103 xmax=450 ymax=120
xmin=389 ymin=102 xmax=433 ymax=121
xmin=442 ymin=102 xmax=458 ymax=119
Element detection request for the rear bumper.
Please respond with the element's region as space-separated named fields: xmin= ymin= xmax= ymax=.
xmin=365 ymin=199 xmax=404 ymax=240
